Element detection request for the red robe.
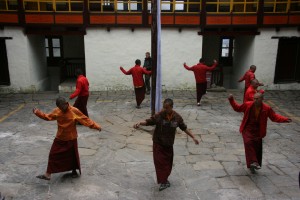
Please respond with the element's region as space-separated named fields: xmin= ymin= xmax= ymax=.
xmin=184 ymin=62 xmax=218 ymax=102
xmin=229 ymin=99 xmax=289 ymax=138
xmin=184 ymin=62 xmax=218 ymax=83
xmin=238 ymin=69 xmax=255 ymax=90
xmin=244 ymin=85 xmax=257 ymax=102
xmin=228 ymin=98 xmax=289 ymax=168
xmin=120 ymin=65 xmax=151 ymax=87
xmin=70 ymin=75 xmax=90 ymax=116
xmin=120 ymin=65 xmax=151 ymax=106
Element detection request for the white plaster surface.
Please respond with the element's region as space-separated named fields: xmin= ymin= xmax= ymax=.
xmin=1 ymin=26 xmax=300 ymax=93
xmin=84 ymin=27 xmax=203 ymax=91
xmin=0 ymin=27 xmax=48 ymax=93
xmin=232 ymin=28 xmax=300 ymax=90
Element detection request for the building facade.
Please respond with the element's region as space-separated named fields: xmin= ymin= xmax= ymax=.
xmin=0 ymin=0 xmax=300 ymax=93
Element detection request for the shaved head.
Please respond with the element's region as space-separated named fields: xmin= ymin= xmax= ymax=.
xmin=254 ymin=92 xmax=263 ymax=99
xmin=253 ymin=92 xmax=263 ymax=107
xmin=251 ymin=79 xmax=259 ymax=88
xmin=56 ymin=97 xmax=66 ymax=107
xmin=250 ymin=65 xmax=256 ymax=72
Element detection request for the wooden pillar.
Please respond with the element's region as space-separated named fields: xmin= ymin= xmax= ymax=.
xmin=151 ymin=0 xmax=157 ymax=116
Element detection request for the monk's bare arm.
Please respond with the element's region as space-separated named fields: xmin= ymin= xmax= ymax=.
xmin=184 ymin=129 xmax=199 ymax=145
xmin=133 ymin=121 xmax=147 ymax=129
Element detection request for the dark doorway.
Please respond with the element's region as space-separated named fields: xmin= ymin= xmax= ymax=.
xmin=0 ymin=39 xmax=10 ymax=85
xmin=274 ymin=38 xmax=300 ymax=83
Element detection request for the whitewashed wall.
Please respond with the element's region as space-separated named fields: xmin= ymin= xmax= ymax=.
xmin=232 ymin=28 xmax=300 ymax=90
xmin=85 ymin=27 xmax=202 ymax=91
xmin=0 ymin=27 xmax=48 ymax=93
xmin=253 ymin=28 xmax=300 ymax=90
xmin=232 ymin=36 xmax=255 ymax=89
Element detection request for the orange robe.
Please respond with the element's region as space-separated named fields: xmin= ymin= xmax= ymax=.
xmin=35 ymin=104 xmax=100 ymax=174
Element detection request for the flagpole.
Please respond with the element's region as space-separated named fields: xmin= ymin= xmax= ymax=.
xmin=151 ymin=0 xmax=158 ymax=116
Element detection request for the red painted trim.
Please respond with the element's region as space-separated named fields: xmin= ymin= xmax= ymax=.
xmin=90 ymin=15 xmax=115 ymax=24
xmin=232 ymin=15 xmax=257 ymax=25
xmin=175 ymin=15 xmax=200 ymax=25
xmin=117 ymin=15 xmax=142 ymax=24
xmin=206 ymin=16 xmax=231 ymax=25
xmin=25 ymin=14 xmax=54 ymax=24
xmin=263 ymin=15 xmax=288 ymax=25
xmin=55 ymin=14 xmax=83 ymax=24
xmin=0 ymin=13 xmax=18 ymax=23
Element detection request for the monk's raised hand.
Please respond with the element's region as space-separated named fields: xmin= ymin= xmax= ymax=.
xmin=287 ymin=119 xmax=292 ymax=123
xmin=228 ymin=94 xmax=234 ymax=100
xmin=33 ymin=107 xmax=37 ymax=114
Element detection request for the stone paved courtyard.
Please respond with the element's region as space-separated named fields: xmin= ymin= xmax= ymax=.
xmin=0 ymin=89 xmax=299 ymax=200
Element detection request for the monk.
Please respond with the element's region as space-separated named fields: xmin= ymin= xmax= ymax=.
xmin=70 ymin=69 xmax=89 ymax=117
xmin=134 ymin=98 xmax=199 ymax=191
xmin=228 ymin=93 xmax=291 ymax=173
xmin=120 ymin=59 xmax=151 ymax=109
xmin=33 ymin=97 xmax=101 ymax=180
xmin=183 ymin=58 xmax=218 ymax=106
xmin=238 ymin=65 xmax=264 ymax=99
xmin=244 ymin=79 xmax=264 ymax=102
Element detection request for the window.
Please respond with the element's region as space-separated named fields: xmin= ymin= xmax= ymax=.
xmin=45 ymin=37 xmax=63 ymax=66
xmin=220 ymin=37 xmax=234 ymax=66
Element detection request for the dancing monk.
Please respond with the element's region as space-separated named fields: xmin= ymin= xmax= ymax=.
xmin=238 ymin=65 xmax=263 ymax=99
xmin=134 ymin=98 xmax=199 ymax=191
xmin=120 ymin=59 xmax=151 ymax=109
xmin=33 ymin=97 xmax=101 ymax=180
xmin=70 ymin=69 xmax=90 ymax=117
xmin=244 ymin=79 xmax=264 ymax=102
xmin=183 ymin=58 xmax=218 ymax=106
xmin=228 ymin=93 xmax=291 ymax=173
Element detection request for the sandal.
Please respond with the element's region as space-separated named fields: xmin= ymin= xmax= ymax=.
xmin=71 ymin=171 xmax=79 ymax=178
xmin=36 ymin=174 xmax=50 ymax=181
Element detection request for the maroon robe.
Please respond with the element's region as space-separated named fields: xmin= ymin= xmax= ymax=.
xmin=46 ymin=138 xmax=81 ymax=174
xmin=153 ymin=143 xmax=173 ymax=184
xmin=134 ymin=86 xmax=146 ymax=106
xmin=146 ymin=110 xmax=187 ymax=184
xmin=196 ymin=82 xmax=207 ymax=103
xmin=73 ymin=95 xmax=89 ymax=117
xmin=242 ymin=106 xmax=262 ymax=168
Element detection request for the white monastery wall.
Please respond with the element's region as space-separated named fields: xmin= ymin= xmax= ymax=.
xmin=232 ymin=36 xmax=255 ymax=89
xmin=252 ymin=28 xmax=300 ymax=90
xmin=0 ymin=27 xmax=48 ymax=93
xmin=85 ymin=27 xmax=202 ymax=91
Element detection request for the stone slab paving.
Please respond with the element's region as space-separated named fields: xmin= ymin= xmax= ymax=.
xmin=0 ymin=89 xmax=299 ymax=200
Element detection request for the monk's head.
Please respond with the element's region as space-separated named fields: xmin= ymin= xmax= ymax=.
xmin=199 ymin=58 xmax=205 ymax=64
xmin=253 ymin=93 xmax=263 ymax=107
xmin=250 ymin=79 xmax=259 ymax=89
xmin=145 ymin=52 xmax=150 ymax=58
xmin=250 ymin=65 xmax=256 ymax=73
xmin=56 ymin=97 xmax=68 ymax=112
xmin=163 ymin=98 xmax=174 ymax=114
xmin=75 ymin=68 xmax=83 ymax=77
xmin=135 ymin=59 xmax=141 ymax=66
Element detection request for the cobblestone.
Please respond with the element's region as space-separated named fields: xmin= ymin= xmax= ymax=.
xmin=0 ymin=89 xmax=299 ymax=199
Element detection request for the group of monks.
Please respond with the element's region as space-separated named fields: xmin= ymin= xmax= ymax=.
xmin=230 ymin=65 xmax=291 ymax=174
xmin=32 ymin=59 xmax=292 ymax=192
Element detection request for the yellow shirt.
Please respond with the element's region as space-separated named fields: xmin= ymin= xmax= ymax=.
xmin=35 ymin=104 xmax=101 ymax=141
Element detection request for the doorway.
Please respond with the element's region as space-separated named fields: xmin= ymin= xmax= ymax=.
xmin=0 ymin=39 xmax=10 ymax=85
